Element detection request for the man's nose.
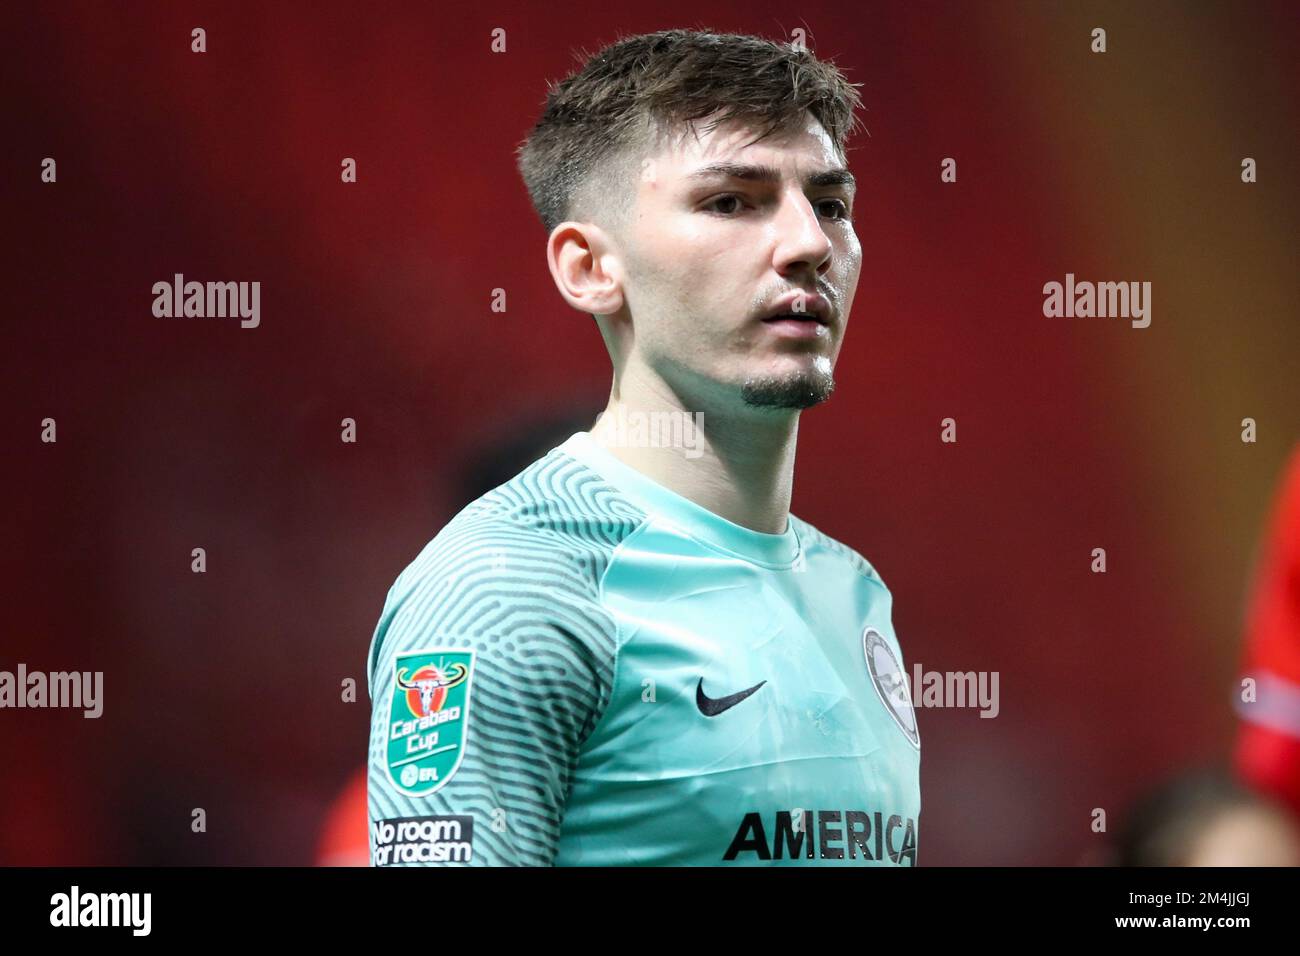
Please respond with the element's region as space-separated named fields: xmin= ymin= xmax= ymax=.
xmin=773 ymin=192 xmax=833 ymax=278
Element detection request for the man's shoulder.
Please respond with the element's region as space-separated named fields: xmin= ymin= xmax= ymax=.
xmin=790 ymin=512 xmax=889 ymax=590
xmin=379 ymin=447 xmax=649 ymax=634
xmin=395 ymin=446 xmax=647 ymax=591
xmin=368 ymin=448 xmax=647 ymax=687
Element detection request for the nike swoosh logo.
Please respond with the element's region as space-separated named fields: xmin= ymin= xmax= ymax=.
xmin=696 ymin=677 xmax=767 ymax=717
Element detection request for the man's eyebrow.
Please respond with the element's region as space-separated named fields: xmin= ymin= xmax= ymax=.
xmin=685 ymin=162 xmax=856 ymax=192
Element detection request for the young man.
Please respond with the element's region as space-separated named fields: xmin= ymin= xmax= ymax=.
xmin=366 ymin=29 xmax=920 ymax=866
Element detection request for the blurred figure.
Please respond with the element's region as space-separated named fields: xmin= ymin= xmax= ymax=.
xmin=1112 ymin=766 xmax=1300 ymax=867
xmin=1233 ymin=444 xmax=1300 ymax=818
xmin=315 ymin=406 xmax=597 ymax=866
xmin=315 ymin=766 xmax=369 ymax=867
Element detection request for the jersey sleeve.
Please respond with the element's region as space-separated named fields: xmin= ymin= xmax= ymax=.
xmin=366 ymin=509 xmax=619 ymax=866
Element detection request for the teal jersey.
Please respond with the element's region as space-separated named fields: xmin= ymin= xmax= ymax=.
xmin=366 ymin=431 xmax=920 ymax=866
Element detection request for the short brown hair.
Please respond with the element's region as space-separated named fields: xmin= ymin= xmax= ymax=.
xmin=515 ymin=29 xmax=866 ymax=235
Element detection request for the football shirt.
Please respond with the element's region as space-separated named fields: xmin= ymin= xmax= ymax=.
xmin=367 ymin=431 xmax=920 ymax=865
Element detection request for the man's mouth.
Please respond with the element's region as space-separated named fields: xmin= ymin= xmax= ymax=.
xmin=760 ymin=313 xmax=831 ymax=340
xmin=762 ymin=312 xmax=829 ymax=326
xmin=758 ymin=291 xmax=832 ymax=325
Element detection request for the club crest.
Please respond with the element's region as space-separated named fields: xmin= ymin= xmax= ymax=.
xmin=863 ymin=628 xmax=919 ymax=749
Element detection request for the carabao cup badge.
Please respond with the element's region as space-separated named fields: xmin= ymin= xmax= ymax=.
xmin=386 ymin=649 xmax=474 ymax=796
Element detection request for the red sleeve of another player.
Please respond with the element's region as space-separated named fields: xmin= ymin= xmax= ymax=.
xmin=1233 ymin=444 xmax=1300 ymax=816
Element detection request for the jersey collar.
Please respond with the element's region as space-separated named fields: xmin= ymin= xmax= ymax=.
xmin=556 ymin=430 xmax=802 ymax=567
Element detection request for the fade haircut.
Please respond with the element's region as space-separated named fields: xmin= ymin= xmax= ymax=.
xmin=515 ymin=29 xmax=866 ymax=237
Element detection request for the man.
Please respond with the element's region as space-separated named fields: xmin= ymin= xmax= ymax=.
xmin=366 ymin=28 xmax=920 ymax=866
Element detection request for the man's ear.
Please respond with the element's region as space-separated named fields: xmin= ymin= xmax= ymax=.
xmin=546 ymin=221 xmax=625 ymax=318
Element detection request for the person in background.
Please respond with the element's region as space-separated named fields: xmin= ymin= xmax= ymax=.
xmin=1110 ymin=766 xmax=1300 ymax=867
xmin=1233 ymin=444 xmax=1300 ymax=819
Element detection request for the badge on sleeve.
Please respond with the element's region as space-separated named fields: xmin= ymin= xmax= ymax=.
xmin=385 ymin=649 xmax=474 ymax=795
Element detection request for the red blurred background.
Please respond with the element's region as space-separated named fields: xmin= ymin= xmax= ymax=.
xmin=3 ymin=0 xmax=1297 ymax=864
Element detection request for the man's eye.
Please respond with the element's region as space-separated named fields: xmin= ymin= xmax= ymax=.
xmin=704 ymin=194 xmax=747 ymax=215
xmin=818 ymin=199 xmax=851 ymax=221
xmin=703 ymin=195 xmax=850 ymax=220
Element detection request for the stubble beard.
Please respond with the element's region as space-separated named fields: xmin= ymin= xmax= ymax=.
xmin=740 ymin=362 xmax=836 ymax=409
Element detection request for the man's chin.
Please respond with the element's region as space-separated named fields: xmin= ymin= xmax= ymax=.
xmin=739 ymin=368 xmax=836 ymax=410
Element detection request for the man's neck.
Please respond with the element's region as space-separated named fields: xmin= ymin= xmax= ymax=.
xmin=588 ymin=389 xmax=799 ymax=534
